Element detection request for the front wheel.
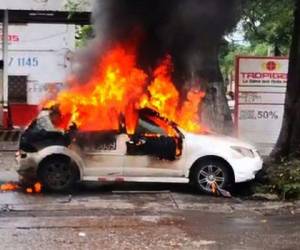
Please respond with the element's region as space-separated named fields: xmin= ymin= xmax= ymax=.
xmin=191 ymin=159 xmax=232 ymax=195
xmin=38 ymin=156 xmax=78 ymax=192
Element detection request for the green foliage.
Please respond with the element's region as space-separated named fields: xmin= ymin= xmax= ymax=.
xmin=219 ymin=42 xmax=269 ymax=77
xmin=75 ymin=25 xmax=94 ymax=48
xmin=64 ymin=0 xmax=89 ymax=12
xmin=64 ymin=0 xmax=90 ymax=19
xmin=64 ymin=0 xmax=94 ymax=48
xmin=64 ymin=0 xmax=81 ymax=12
xmin=263 ymin=159 xmax=300 ymax=200
xmin=241 ymin=0 xmax=294 ymax=55
xmin=220 ymin=0 xmax=294 ymax=79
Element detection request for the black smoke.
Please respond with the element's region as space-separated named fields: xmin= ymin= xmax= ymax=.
xmin=91 ymin=0 xmax=241 ymax=89
xmin=74 ymin=0 xmax=242 ymax=133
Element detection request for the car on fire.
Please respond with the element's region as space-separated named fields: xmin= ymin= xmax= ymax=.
xmin=16 ymin=108 xmax=263 ymax=194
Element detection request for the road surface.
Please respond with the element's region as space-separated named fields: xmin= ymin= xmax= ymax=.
xmin=0 ymin=151 xmax=299 ymax=249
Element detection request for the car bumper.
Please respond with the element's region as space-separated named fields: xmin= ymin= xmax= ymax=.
xmin=230 ymin=155 xmax=263 ymax=183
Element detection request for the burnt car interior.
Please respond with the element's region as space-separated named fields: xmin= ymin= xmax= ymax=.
xmin=75 ymin=131 xmax=118 ymax=152
xmin=20 ymin=108 xmax=184 ymax=161
xmin=20 ymin=114 xmax=71 ymax=152
xmin=126 ymin=109 xmax=182 ymax=160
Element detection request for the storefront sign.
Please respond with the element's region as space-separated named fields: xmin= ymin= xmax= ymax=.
xmin=235 ymin=56 xmax=288 ymax=155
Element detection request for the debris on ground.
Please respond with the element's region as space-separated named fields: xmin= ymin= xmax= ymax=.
xmin=0 ymin=181 xmax=42 ymax=194
xmin=216 ymin=186 xmax=232 ymax=198
xmin=0 ymin=182 xmax=20 ymax=192
xmin=210 ymin=181 xmax=232 ymax=198
xmin=252 ymin=193 xmax=280 ymax=201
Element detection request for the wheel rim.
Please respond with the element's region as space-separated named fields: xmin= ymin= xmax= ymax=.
xmin=198 ymin=164 xmax=225 ymax=192
xmin=44 ymin=162 xmax=72 ymax=189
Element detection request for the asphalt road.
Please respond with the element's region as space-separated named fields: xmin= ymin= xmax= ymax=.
xmin=0 ymin=152 xmax=300 ymax=250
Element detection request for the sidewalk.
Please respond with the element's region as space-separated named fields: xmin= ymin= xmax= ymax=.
xmin=0 ymin=130 xmax=20 ymax=151
xmin=0 ymin=152 xmax=18 ymax=183
xmin=0 ymin=130 xmax=19 ymax=183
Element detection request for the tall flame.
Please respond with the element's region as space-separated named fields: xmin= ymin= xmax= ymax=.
xmin=143 ymin=56 xmax=206 ymax=132
xmin=45 ymin=43 xmax=206 ymax=134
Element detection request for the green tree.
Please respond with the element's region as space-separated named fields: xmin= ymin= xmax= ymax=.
xmin=220 ymin=0 xmax=294 ymax=80
xmin=219 ymin=42 xmax=269 ymax=77
xmin=64 ymin=0 xmax=90 ymax=13
xmin=241 ymin=0 xmax=294 ymax=55
xmin=75 ymin=25 xmax=93 ymax=48
xmin=65 ymin=0 xmax=93 ymax=48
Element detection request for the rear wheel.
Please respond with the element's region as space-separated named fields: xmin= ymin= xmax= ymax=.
xmin=191 ymin=159 xmax=232 ymax=194
xmin=38 ymin=156 xmax=78 ymax=192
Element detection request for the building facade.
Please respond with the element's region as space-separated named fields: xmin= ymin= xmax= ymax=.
xmin=0 ymin=0 xmax=91 ymax=128
xmin=0 ymin=23 xmax=75 ymax=127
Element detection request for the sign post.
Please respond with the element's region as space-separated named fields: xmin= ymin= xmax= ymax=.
xmin=235 ymin=56 xmax=288 ymax=155
xmin=3 ymin=9 xmax=8 ymax=108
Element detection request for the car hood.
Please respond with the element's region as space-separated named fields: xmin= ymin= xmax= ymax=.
xmin=182 ymin=131 xmax=256 ymax=149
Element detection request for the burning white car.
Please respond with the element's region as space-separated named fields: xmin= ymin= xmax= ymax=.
xmin=17 ymin=108 xmax=263 ymax=194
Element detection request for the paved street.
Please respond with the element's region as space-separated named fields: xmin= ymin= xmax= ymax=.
xmin=0 ymin=152 xmax=300 ymax=250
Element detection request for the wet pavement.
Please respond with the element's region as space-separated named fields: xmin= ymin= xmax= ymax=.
xmin=0 ymin=152 xmax=300 ymax=249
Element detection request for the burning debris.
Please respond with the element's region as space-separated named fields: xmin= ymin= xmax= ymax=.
xmin=26 ymin=182 xmax=42 ymax=194
xmin=210 ymin=182 xmax=232 ymax=198
xmin=0 ymin=182 xmax=19 ymax=192
xmin=0 ymin=181 xmax=42 ymax=194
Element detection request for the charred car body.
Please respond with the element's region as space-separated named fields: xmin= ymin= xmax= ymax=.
xmin=17 ymin=108 xmax=263 ymax=193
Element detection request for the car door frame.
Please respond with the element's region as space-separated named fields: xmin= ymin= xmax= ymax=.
xmin=77 ymin=132 xmax=128 ymax=177
xmin=123 ymin=117 xmax=186 ymax=178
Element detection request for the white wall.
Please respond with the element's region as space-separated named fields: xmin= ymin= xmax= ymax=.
xmin=0 ymin=0 xmax=92 ymax=12
xmin=0 ymin=23 xmax=76 ymax=105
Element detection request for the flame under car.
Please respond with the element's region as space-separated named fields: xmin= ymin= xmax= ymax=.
xmin=17 ymin=109 xmax=263 ymax=194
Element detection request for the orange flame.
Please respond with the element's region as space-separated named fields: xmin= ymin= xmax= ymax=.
xmin=26 ymin=182 xmax=42 ymax=194
xmin=142 ymin=56 xmax=206 ymax=133
xmin=34 ymin=182 xmax=42 ymax=193
xmin=45 ymin=43 xmax=206 ymax=134
xmin=211 ymin=182 xmax=217 ymax=194
xmin=0 ymin=182 xmax=20 ymax=192
xmin=0 ymin=182 xmax=42 ymax=193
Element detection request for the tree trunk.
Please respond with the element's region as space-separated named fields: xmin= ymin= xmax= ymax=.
xmin=274 ymin=42 xmax=282 ymax=56
xmin=201 ymin=81 xmax=233 ymax=135
xmin=197 ymin=46 xmax=234 ymax=135
xmin=171 ymin=39 xmax=234 ymax=135
xmin=271 ymin=0 xmax=300 ymax=159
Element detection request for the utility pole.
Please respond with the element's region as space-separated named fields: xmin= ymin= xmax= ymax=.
xmin=1 ymin=9 xmax=8 ymax=128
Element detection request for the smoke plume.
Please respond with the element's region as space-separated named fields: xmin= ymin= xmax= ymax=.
xmin=76 ymin=0 xmax=242 ymax=133
xmin=91 ymin=0 xmax=240 ymax=86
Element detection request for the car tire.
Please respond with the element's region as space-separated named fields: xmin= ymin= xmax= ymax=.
xmin=191 ymin=159 xmax=232 ymax=195
xmin=38 ymin=156 xmax=79 ymax=193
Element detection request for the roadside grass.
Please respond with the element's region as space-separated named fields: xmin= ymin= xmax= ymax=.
xmin=257 ymin=158 xmax=300 ymax=200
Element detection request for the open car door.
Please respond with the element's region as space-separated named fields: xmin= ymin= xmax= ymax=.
xmin=123 ymin=113 xmax=186 ymax=178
